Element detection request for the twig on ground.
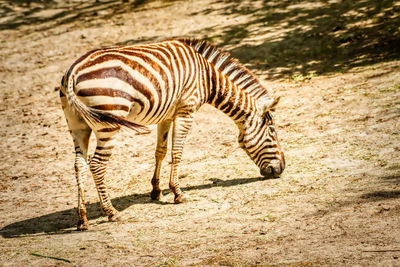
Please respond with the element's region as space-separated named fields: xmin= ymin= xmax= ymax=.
xmin=362 ymin=249 xmax=400 ymax=253
xmin=30 ymin=252 xmax=71 ymax=263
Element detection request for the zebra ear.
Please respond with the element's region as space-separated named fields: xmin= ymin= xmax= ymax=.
xmin=262 ymin=96 xmax=280 ymax=116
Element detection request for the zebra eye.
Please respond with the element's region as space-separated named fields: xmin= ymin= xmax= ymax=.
xmin=268 ymin=126 xmax=276 ymax=136
xmin=264 ymin=111 xmax=274 ymax=125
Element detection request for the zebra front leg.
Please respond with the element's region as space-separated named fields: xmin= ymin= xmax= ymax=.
xmin=151 ymin=120 xmax=172 ymax=200
xmin=90 ymin=129 xmax=121 ymax=222
xmin=170 ymin=114 xmax=194 ymax=204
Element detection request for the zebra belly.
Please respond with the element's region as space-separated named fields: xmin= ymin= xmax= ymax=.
xmin=127 ymin=98 xmax=177 ymax=125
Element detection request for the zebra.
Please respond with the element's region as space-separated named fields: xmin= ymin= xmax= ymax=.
xmin=59 ymin=38 xmax=285 ymax=230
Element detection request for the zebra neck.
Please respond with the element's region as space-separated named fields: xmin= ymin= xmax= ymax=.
xmin=207 ymin=71 xmax=256 ymax=123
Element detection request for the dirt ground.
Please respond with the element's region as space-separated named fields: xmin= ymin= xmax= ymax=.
xmin=1 ymin=0 xmax=400 ymax=266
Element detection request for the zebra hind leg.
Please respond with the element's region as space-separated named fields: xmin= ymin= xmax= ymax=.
xmin=61 ymin=93 xmax=92 ymax=230
xmin=90 ymin=128 xmax=121 ymax=222
xmin=71 ymin=129 xmax=92 ymax=230
xmin=151 ymin=120 xmax=172 ymax=200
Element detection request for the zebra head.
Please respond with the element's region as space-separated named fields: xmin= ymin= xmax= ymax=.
xmin=238 ymin=97 xmax=285 ymax=178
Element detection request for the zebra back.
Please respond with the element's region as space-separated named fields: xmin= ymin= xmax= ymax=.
xmin=177 ymin=39 xmax=271 ymax=101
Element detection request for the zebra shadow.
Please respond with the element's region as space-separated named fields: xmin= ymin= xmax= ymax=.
xmin=0 ymin=176 xmax=271 ymax=238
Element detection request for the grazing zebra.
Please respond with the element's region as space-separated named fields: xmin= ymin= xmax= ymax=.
xmin=59 ymin=38 xmax=285 ymax=230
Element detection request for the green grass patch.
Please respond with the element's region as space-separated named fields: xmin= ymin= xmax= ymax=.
xmin=290 ymin=72 xmax=318 ymax=82
xmin=158 ymin=257 xmax=181 ymax=267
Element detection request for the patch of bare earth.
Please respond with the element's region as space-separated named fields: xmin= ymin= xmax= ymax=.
xmin=0 ymin=0 xmax=399 ymax=266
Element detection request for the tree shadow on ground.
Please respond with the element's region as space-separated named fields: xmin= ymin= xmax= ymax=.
xmin=196 ymin=0 xmax=400 ymax=79
xmin=0 ymin=175 xmax=268 ymax=238
xmin=0 ymin=0 xmax=174 ymax=32
xmin=4 ymin=0 xmax=399 ymax=79
xmin=312 ymin=173 xmax=400 ymax=217
xmin=358 ymin=173 xmax=400 ymax=201
xmin=360 ymin=190 xmax=400 ymax=200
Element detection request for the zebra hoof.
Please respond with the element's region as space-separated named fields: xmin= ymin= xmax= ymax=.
xmin=150 ymin=189 xmax=162 ymax=201
xmin=77 ymin=220 xmax=89 ymax=231
xmin=174 ymin=194 xmax=186 ymax=204
xmin=108 ymin=212 xmax=122 ymax=222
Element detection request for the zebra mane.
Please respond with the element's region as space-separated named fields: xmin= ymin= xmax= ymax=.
xmin=177 ymin=38 xmax=270 ymax=100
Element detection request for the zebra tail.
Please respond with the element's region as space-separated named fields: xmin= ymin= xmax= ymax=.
xmin=65 ymin=73 xmax=150 ymax=134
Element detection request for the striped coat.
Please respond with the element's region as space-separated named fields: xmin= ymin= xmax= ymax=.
xmin=60 ymin=39 xmax=285 ymax=230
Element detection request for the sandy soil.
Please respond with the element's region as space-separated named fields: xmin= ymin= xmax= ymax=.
xmin=1 ymin=0 xmax=399 ymax=266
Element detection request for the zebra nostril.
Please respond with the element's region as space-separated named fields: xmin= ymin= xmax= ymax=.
xmin=260 ymin=166 xmax=274 ymax=177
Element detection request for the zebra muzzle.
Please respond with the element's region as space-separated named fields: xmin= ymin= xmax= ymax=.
xmin=260 ymin=160 xmax=283 ymax=178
